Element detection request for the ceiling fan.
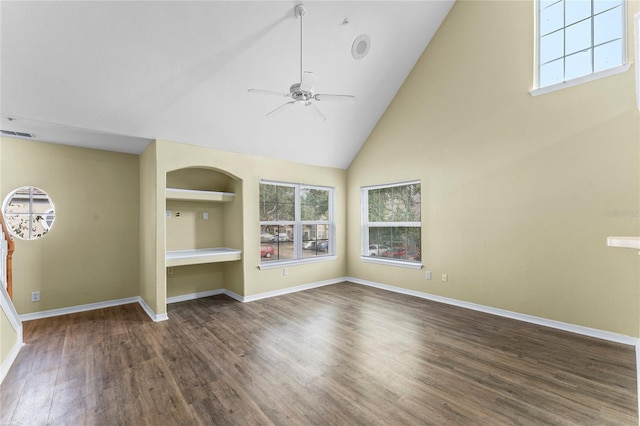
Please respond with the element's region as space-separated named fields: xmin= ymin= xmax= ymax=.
xmin=248 ymin=4 xmax=356 ymax=120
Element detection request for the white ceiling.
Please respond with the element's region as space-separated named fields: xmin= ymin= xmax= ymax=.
xmin=0 ymin=1 xmax=454 ymax=169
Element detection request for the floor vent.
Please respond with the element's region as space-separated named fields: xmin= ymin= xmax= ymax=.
xmin=1 ymin=129 xmax=35 ymax=138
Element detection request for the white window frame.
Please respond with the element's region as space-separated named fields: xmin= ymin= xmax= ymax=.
xmin=531 ymin=0 xmax=630 ymax=96
xmin=259 ymin=180 xmax=335 ymax=269
xmin=361 ymin=180 xmax=422 ymax=269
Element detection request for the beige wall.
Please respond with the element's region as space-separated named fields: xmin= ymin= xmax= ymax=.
xmin=347 ymin=0 xmax=640 ymax=337
xmin=1 ymin=138 xmax=140 ymax=314
xmin=139 ymin=141 xmax=162 ymax=314
xmin=155 ymin=139 xmax=347 ymax=307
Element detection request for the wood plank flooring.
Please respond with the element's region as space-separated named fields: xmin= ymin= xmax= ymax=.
xmin=1 ymin=282 xmax=637 ymax=425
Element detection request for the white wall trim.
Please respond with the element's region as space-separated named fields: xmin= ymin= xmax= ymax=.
xmin=0 ymin=285 xmax=21 ymax=337
xmin=167 ymin=289 xmax=225 ymax=304
xmin=241 ymin=278 xmax=344 ymax=303
xmin=530 ymin=63 xmax=631 ymax=97
xmin=19 ymin=296 xmax=141 ymax=322
xmin=137 ymin=297 xmax=168 ymax=322
xmin=222 ymin=289 xmax=245 ymax=303
xmin=0 ymin=284 xmax=23 ymax=385
xmin=347 ymin=277 xmax=639 ymax=347
xmin=0 ymin=339 xmax=23 ymax=385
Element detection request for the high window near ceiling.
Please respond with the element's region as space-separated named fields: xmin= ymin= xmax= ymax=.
xmin=259 ymin=181 xmax=334 ymax=267
xmin=361 ymin=181 xmax=421 ymax=269
xmin=535 ymin=0 xmax=627 ymax=93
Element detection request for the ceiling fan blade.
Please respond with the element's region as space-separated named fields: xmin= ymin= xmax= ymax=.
xmin=248 ymin=89 xmax=289 ymax=97
xmin=314 ymin=93 xmax=356 ymax=103
xmin=300 ymin=71 xmax=316 ymax=92
xmin=309 ymin=103 xmax=327 ymax=121
xmin=266 ymin=101 xmax=297 ymax=118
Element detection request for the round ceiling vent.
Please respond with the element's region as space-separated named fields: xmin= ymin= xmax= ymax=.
xmin=351 ymin=34 xmax=371 ymax=60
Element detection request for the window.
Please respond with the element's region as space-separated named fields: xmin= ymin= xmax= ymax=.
xmin=361 ymin=181 xmax=421 ymax=267
xmin=2 ymin=186 xmax=56 ymax=240
xmin=259 ymin=181 xmax=334 ymax=265
xmin=537 ymin=0 xmax=625 ymax=88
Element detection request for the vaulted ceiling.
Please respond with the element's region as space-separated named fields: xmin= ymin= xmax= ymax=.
xmin=1 ymin=1 xmax=454 ymax=169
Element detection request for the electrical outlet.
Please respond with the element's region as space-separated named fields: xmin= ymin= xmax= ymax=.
xmin=425 ymin=271 xmax=432 ymax=280
xmin=31 ymin=291 xmax=40 ymax=302
xmin=175 ymin=211 xmax=181 ymax=218
xmin=441 ymin=273 xmax=448 ymax=282
xmin=283 ymin=267 xmax=289 ymax=276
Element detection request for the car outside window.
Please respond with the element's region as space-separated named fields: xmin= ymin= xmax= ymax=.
xmin=361 ymin=181 xmax=421 ymax=266
xmin=260 ymin=181 xmax=333 ymax=265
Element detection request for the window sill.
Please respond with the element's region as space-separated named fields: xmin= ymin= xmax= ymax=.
xmin=530 ymin=63 xmax=631 ymax=97
xmin=360 ymin=256 xmax=423 ymax=270
xmin=258 ymin=255 xmax=336 ymax=270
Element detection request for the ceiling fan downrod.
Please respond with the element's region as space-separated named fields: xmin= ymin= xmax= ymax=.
xmin=295 ymin=4 xmax=306 ymax=84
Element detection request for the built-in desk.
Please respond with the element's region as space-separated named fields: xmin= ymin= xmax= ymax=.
xmin=166 ymin=248 xmax=242 ymax=267
xmin=606 ymin=237 xmax=640 ymax=251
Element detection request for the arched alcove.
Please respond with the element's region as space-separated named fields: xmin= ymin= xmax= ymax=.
xmin=164 ymin=167 xmax=243 ymax=300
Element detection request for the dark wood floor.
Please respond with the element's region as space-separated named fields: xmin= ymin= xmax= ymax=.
xmin=1 ymin=282 xmax=637 ymax=425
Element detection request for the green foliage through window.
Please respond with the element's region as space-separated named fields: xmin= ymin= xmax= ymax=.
xmin=362 ymin=181 xmax=421 ymax=263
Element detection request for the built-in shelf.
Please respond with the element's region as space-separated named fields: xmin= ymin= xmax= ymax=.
xmin=606 ymin=236 xmax=640 ymax=250
xmin=166 ymin=248 xmax=242 ymax=267
xmin=166 ymin=187 xmax=235 ymax=203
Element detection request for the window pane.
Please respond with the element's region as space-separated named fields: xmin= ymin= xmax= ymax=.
xmin=260 ymin=224 xmax=294 ymax=261
xmin=368 ymin=226 xmax=421 ymax=262
xmin=539 ymin=57 xmax=564 ymax=86
xmin=565 ymin=49 xmax=592 ymax=80
xmin=368 ymin=183 xmax=421 ymax=223
xmin=301 ymin=188 xmax=329 ymax=221
xmin=31 ymin=188 xmax=54 ymax=214
xmin=594 ymin=0 xmax=622 ymax=14
xmin=260 ymin=202 xmax=276 ymax=221
xmin=594 ymin=39 xmax=623 ymax=71
xmin=540 ymin=1 xmax=564 ymax=36
xmin=276 ymin=202 xmax=294 ymax=221
xmin=302 ymin=224 xmax=330 ymax=258
xmin=594 ymin=5 xmax=623 ymax=45
xmin=260 ymin=184 xmax=277 ymax=204
xmin=565 ymin=19 xmax=591 ymax=55
xmin=277 ymin=185 xmax=295 ymax=204
xmin=540 ymin=30 xmax=564 ymax=64
xmin=566 ymin=0 xmax=591 ymax=25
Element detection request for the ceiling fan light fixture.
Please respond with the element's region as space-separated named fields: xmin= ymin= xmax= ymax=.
xmin=352 ymin=34 xmax=371 ymax=59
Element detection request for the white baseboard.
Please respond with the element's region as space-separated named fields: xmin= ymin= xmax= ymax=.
xmin=0 ymin=339 xmax=23 ymax=385
xmin=19 ymin=296 xmax=141 ymax=322
xmin=137 ymin=297 xmax=168 ymax=322
xmin=347 ymin=277 xmax=639 ymax=347
xmin=164 ymin=279 xmax=342 ymax=305
xmin=241 ymin=278 xmax=343 ymax=302
xmin=167 ymin=289 xmax=225 ymax=304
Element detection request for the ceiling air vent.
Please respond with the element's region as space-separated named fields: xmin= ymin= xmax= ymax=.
xmin=1 ymin=130 xmax=34 ymax=138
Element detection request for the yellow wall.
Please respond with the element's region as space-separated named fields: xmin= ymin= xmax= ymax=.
xmin=155 ymin=139 xmax=347 ymax=305
xmin=347 ymin=0 xmax=640 ymax=336
xmin=139 ymin=141 xmax=162 ymax=314
xmin=1 ymin=138 xmax=140 ymax=314
xmin=1 ymin=0 xmax=637 ymax=340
